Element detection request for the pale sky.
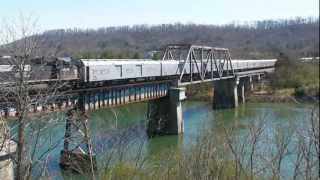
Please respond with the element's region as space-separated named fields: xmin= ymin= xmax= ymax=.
xmin=0 ymin=0 xmax=319 ymax=31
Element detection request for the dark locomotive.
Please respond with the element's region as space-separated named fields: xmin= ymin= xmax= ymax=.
xmin=0 ymin=56 xmax=79 ymax=86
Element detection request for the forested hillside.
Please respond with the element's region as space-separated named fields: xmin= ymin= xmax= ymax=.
xmin=8 ymin=17 xmax=320 ymax=59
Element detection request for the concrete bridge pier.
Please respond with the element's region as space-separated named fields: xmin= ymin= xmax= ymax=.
xmin=147 ymin=87 xmax=186 ymax=137
xmin=212 ymin=75 xmax=266 ymax=109
xmin=243 ymin=76 xmax=252 ymax=93
xmin=213 ymin=78 xmax=239 ymax=109
xmin=249 ymin=76 xmax=254 ymax=91
xmin=256 ymin=74 xmax=265 ymax=91
xmin=238 ymin=77 xmax=247 ymax=104
xmin=244 ymin=74 xmax=263 ymax=92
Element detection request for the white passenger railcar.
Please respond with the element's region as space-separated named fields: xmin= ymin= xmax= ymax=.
xmin=80 ymin=59 xmax=277 ymax=82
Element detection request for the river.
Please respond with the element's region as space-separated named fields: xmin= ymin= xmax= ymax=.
xmin=15 ymin=101 xmax=316 ymax=179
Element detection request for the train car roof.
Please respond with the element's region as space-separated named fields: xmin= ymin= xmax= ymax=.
xmin=80 ymin=58 xmax=277 ymax=66
xmin=232 ymin=59 xmax=277 ymax=62
xmin=80 ymin=59 xmax=163 ymax=66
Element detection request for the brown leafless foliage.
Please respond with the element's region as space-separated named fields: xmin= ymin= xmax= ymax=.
xmin=27 ymin=17 xmax=319 ymax=59
xmin=293 ymin=105 xmax=319 ymax=179
xmin=217 ymin=108 xmax=319 ymax=180
xmin=247 ymin=119 xmax=266 ymax=180
xmin=93 ymin=104 xmax=320 ymax=180
xmin=0 ymin=15 xmax=67 ymax=180
xmin=223 ymin=125 xmax=247 ymax=179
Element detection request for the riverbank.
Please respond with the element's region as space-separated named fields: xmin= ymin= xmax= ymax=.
xmin=246 ymin=87 xmax=319 ymax=103
xmin=185 ymin=82 xmax=213 ymax=101
xmin=186 ymin=83 xmax=319 ymax=104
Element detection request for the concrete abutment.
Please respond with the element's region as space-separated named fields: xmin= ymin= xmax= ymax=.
xmin=212 ymin=78 xmax=239 ymax=109
xmin=238 ymin=77 xmax=247 ymax=104
xmin=147 ymin=87 xmax=186 ymax=137
xmin=212 ymin=75 xmax=261 ymax=109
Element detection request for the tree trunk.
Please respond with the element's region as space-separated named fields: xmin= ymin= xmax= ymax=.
xmin=16 ymin=115 xmax=25 ymax=180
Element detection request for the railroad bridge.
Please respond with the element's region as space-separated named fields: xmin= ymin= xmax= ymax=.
xmin=0 ymin=44 xmax=277 ymax=173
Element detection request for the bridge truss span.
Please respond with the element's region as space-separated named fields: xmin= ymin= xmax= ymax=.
xmin=162 ymin=44 xmax=235 ymax=85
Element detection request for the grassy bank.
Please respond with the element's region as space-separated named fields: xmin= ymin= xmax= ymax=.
xmin=247 ymin=87 xmax=319 ymax=103
xmin=249 ymin=57 xmax=319 ymax=103
xmin=270 ymin=56 xmax=319 ymax=98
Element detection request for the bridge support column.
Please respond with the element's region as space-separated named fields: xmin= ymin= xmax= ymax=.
xmin=60 ymin=94 xmax=97 ymax=175
xmin=108 ymin=91 xmax=112 ymax=106
xmin=257 ymin=74 xmax=265 ymax=90
xmin=238 ymin=78 xmax=246 ymax=104
xmin=213 ymin=78 xmax=239 ymax=109
xmin=147 ymin=87 xmax=186 ymax=137
xmin=249 ymin=76 xmax=254 ymax=91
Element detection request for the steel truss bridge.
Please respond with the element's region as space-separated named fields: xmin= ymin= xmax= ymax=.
xmin=0 ymin=44 xmax=277 ymax=174
xmin=1 ymin=44 xmax=276 ymax=117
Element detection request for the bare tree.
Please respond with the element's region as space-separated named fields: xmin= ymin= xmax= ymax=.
xmin=223 ymin=125 xmax=248 ymax=179
xmin=247 ymin=119 xmax=266 ymax=180
xmin=0 ymin=15 xmax=67 ymax=180
xmin=294 ymin=106 xmax=319 ymax=179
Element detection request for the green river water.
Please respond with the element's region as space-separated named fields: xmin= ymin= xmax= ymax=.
xmin=14 ymin=101 xmax=316 ymax=179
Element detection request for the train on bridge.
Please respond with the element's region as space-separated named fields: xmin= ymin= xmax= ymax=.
xmin=0 ymin=44 xmax=277 ymax=118
xmin=0 ymin=56 xmax=276 ymax=88
xmin=0 ymin=46 xmax=279 ymax=171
